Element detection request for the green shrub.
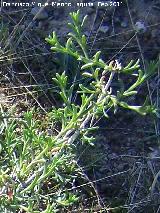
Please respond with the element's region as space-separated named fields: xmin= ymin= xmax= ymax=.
xmin=0 ymin=10 xmax=158 ymax=212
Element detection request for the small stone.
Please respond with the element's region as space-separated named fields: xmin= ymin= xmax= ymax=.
xmin=84 ymin=31 xmax=90 ymax=37
xmin=20 ymin=25 xmax=25 ymax=31
xmin=135 ymin=21 xmax=147 ymax=33
xmin=149 ymin=148 xmax=160 ymax=158
xmin=31 ymin=7 xmax=48 ymax=20
xmin=99 ymin=25 xmax=109 ymax=33
xmin=127 ymin=149 xmax=137 ymax=155
xmin=121 ymin=20 xmax=128 ymax=28
xmin=38 ymin=21 xmax=44 ymax=29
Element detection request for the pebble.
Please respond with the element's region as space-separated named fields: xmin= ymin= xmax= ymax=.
xmin=135 ymin=21 xmax=147 ymax=33
xmin=99 ymin=25 xmax=109 ymax=33
xmin=38 ymin=21 xmax=45 ymax=29
xmin=149 ymin=148 xmax=160 ymax=158
xmin=84 ymin=31 xmax=90 ymax=37
xmin=121 ymin=20 xmax=128 ymax=28
xmin=20 ymin=25 xmax=25 ymax=31
xmin=31 ymin=7 xmax=48 ymax=20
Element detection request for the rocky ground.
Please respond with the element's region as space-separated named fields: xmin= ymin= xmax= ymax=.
xmin=0 ymin=0 xmax=160 ymax=212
